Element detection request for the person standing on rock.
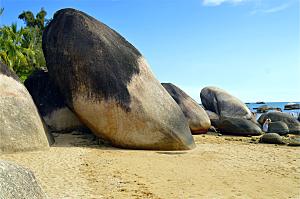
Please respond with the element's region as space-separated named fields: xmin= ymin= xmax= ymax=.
xmin=263 ymin=118 xmax=271 ymax=132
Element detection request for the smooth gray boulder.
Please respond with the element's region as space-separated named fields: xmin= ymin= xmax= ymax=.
xmin=0 ymin=160 xmax=47 ymax=199
xmin=24 ymin=69 xmax=84 ymax=132
xmin=200 ymin=86 xmax=253 ymax=120
xmin=205 ymin=110 xmax=220 ymax=127
xmin=0 ymin=62 xmax=49 ymax=153
xmin=42 ymin=8 xmax=195 ymax=150
xmin=267 ymin=121 xmax=289 ymax=135
xmin=259 ymin=133 xmax=285 ymax=145
xmin=258 ymin=112 xmax=300 ymax=134
xmin=162 ymin=83 xmax=210 ymax=134
xmin=217 ymin=117 xmax=262 ymax=136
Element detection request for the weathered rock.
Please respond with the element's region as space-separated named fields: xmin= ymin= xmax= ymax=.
xmin=217 ymin=117 xmax=262 ymax=136
xmin=0 ymin=62 xmax=49 ymax=153
xmin=259 ymin=133 xmax=285 ymax=144
xmin=287 ymin=137 xmax=300 ymax=147
xmin=267 ymin=121 xmax=289 ymax=135
xmin=162 ymin=83 xmax=210 ymax=134
xmin=258 ymin=112 xmax=300 ymax=134
xmin=205 ymin=110 xmax=220 ymax=127
xmin=24 ymin=69 xmax=84 ymax=132
xmin=42 ymin=8 xmax=195 ymax=150
xmin=200 ymin=86 xmax=253 ymax=120
xmin=0 ymin=160 xmax=47 ymax=199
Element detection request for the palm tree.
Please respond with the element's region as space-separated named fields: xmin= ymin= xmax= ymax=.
xmin=18 ymin=8 xmax=47 ymax=30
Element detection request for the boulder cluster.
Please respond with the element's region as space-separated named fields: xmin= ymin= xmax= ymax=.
xmin=1 ymin=8 xmax=299 ymax=154
xmin=1 ymin=8 xmax=300 ymax=196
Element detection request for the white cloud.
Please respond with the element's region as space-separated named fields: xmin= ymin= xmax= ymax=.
xmin=250 ymin=3 xmax=291 ymax=14
xmin=202 ymin=0 xmax=247 ymax=6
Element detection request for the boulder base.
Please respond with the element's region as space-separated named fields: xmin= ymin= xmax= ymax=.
xmin=25 ymin=70 xmax=84 ymax=132
xmin=218 ymin=117 xmax=262 ymax=136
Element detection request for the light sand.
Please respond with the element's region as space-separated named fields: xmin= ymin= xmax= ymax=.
xmin=0 ymin=132 xmax=299 ymax=199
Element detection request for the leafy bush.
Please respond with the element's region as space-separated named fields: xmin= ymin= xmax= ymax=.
xmin=0 ymin=8 xmax=47 ymax=81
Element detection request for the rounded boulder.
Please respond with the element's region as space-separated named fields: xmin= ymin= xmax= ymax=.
xmin=200 ymin=86 xmax=253 ymax=120
xmin=0 ymin=62 xmax=49 ymax=153
xmin=258 ymin=112 xmax=300 ymax=134
xmin=162 ymin=83 xmax=211 ymax=134
xmin=267 ymin=121 xmax=289 ymax=135
xmin=42 ymin=8 xmax=195 ymax=150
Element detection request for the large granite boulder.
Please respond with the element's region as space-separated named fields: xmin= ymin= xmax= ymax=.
xmin=42 ymin=8 xmax=195 ymax=150
xmin=267 ymin=121 xmax=289 ymax=135
xmin=0 ymin=160 xmax=47 ymax=199
xmin=0 ymin=62 xmax=49 ymax=153
xmin=200 ymin=86 xmax=253 ymax=120
xmin=162 ymin=83 xmax=210 ymax=134
xmin=217 ymin=117 xmax=262 ymax=136
xmin=258 ymin=112 xmax=300 ymax=134
xmin=24 ymin=69 xmax=84 ymax=132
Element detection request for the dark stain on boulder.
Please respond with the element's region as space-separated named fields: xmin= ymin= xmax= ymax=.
xmin=24 ymin=69 xmax=65 ymax=116
xmin=42 ymin=8 xmax=141 ymax=111
xmin=0 ymin=62 xmax=20 ymax=81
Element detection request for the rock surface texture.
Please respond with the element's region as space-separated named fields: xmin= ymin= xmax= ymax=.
xmin=25 ymin=69 xmax=84 ymax=132
xmin=200 ymin=86 xmax=253 ymax=120
xmin=0 ymin=160 xmax=47 ymax=199
xmin=0 ymin=62 xmax=49 ymax=153
xmin=200 ymin=86 xmax=261 ymax=135
xmin=267 ymin=121 xmax=289 ymax=135
xmin=258 ymin=112 xmax=300 ymax=134
xmin=42 ymin=8 xmax=195 ymax=150
xmin=162 ymin=83 xmax=210 ymax=134
xmin=259 ymin=133 xmax=285 ymax=145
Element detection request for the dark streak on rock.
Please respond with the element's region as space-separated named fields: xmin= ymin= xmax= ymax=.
xmin=24 ymin=69 xmax=66 ymax=116
xmin=42 ymin=8 xmax=141 ymax=111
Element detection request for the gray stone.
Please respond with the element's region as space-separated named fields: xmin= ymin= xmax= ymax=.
xmin=267 ymin=121 xmax=289 ymax=135
xmin=205 ymin=110 xmax=220 ymax=127
xmin=0 ymin=160 xmax=47 ymax=199
xmin=200 ymin=86 xmax=253 ymax=120
xmin=42 ymin=8 xmax=195 ymax=150
xmin=218 ymin=117 xmax=262 ymax=136
xmin=259 ymin=133 xmax=285 ymax=144
xmin=258 ymin=112 xmax=300 ymax=134
xmin=162 ymin=83 xmax=211 ymax=134
xmin=0 ymin=62 xmax=49 ymax=153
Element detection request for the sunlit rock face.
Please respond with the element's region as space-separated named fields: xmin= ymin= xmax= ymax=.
xmin=42 ymin=8 xmax=195 ymax=150
xmin=0 ymin=62 xmax=49 ymax=153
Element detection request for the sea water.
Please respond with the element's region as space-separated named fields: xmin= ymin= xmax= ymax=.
xmin=246 ymin=102 xmax=300 ymax=119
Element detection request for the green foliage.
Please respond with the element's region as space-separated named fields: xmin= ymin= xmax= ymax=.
xmin=0 ymin=8 xmax=47 ymax=81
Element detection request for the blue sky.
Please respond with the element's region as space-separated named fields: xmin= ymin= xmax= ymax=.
xmin=1 ymin=0 xmax=299 ymax=102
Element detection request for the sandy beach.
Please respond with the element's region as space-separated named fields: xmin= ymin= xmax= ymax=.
xmin=0 ymin=131 xmax=299 ymax=199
